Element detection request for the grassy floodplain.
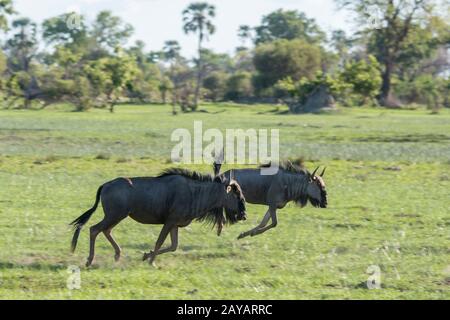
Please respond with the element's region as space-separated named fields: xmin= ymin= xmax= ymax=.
xmin=0 ymin=103 xmax=449 ymax=299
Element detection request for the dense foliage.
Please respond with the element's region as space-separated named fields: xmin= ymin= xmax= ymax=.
xmin=0 ymin=1 xmax=448 ymax=112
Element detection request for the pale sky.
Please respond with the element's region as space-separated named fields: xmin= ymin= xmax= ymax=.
xmin=13 ymin=0 xmax=352 ymax=58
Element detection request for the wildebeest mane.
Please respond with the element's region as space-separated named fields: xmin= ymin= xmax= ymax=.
xmin=259 ymin=161 xmax=309 ymax=175
xmin=159 ymin=168 xmax=238 ymax=234
xmin=260 ymin=161 xmax=310 ymax=207
xmin=158 ymin=168 xmax=214 ymax=182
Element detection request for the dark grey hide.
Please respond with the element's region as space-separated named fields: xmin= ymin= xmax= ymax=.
xmin=70 ymin=168 xmax=247 ymax=266
xmin=214 ymin=162 xmax=327 ymax=239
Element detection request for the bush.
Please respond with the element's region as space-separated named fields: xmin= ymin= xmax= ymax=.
xmin=395 ymin=75 xmax=449 ymax=111
xmin=339 ymin=55 xmax=382 ymax=106
xmin=276 ymin=72 xmax=350 ymax=103
xmin=225 ymin=72 xmax=253 ymax=101
xmin=203 ymin=71 xmax=228 ymax=101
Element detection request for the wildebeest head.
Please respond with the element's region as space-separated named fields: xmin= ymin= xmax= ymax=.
xmin=224 ymin=179 xmax=247 ymax=221
xmin=306 ymin=166 xmax=327 ymax=208
xmin=210 ymin=178 xmax=247 ymax=237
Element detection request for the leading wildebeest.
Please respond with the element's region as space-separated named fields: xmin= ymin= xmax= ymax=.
xmin=70 ymin=168 xmax=247 ymax=266
xmin=213 ymin=161 xmax=327 ymax=239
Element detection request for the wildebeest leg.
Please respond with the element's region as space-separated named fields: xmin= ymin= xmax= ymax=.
xmin=146 ymin=223 xmax=173 ymax=265
xmin=86 ymin=221 xmax=104 ymax=267
xmin=237 ymin=209 xmax=271 ymax=240
xmin=103 ymin=226 xmax=122 ymax=262
xmin=143 ymin=227 xmax=178 ymax=260
xmin=249 ymin=208 xmax=278 ymax=237
xmin=86 ymin=215 xmax=128 ymax=267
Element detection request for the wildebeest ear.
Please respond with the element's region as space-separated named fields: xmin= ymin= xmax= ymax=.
xmin=226 ymin=181 xmax=239 ymax=194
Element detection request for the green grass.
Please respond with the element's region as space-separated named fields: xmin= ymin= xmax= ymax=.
xmin=0 ymin=104 xmax=449 ymax=299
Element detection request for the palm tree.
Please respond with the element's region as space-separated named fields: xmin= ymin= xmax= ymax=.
xmin=163 ymin=40 xmax=181 ymax=63
xmin=163 ymin=40 xmax=181 ymax=114
xmin=238 ymin=25 xmax=253 ymax=48
xmin=182 ymin=2 xmax=216 ymax=109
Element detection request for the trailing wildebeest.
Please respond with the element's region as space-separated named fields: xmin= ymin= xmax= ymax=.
xmin=70 ymin=168 xmax=247 ymax=266
xmin=213 ymin=161 xmax=327 ymax=239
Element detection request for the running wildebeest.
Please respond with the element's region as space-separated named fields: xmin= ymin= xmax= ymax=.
xmin=213 ymin=161 xmax=327 ymax=239
xmin=70 ymin=168 xmax=247 ymax=266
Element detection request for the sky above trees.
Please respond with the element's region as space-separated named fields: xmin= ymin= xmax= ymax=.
xmin=12 ymin=0 xmax=351 ymax=58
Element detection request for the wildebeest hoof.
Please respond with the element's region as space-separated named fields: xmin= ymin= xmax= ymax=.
xmin=142 ymin=252 xmax=151 ymax=261
xmin=114 ymin=254 xmax=120 ymax=262
xmin=85 ymin=259 xmax=93 ymax=267
xmin=150 ymin=261 xmax=158 ymax=268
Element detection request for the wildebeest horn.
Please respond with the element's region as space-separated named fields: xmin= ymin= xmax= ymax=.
xmin=320 ymin=167 xmax=326 ymax=177
xmin=311 ymin=166 xmax=319 ymax=176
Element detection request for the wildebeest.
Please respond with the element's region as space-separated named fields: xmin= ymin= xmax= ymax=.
xmin=213 ymin=161 xmax=327 ymax=239
xmin=70 ymin=168 xmax=247 ymax=266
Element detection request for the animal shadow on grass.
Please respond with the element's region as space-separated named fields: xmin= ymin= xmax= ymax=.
xmin=0 ymin=260 xmax=66 ymax=271
xmin=127 ymin=243 xmax=239 ymax=260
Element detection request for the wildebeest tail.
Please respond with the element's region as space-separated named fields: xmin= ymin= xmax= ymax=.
xmin=70 ymin=185 xmax=103 ymax=252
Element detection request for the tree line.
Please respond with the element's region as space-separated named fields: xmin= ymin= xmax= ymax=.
xmin=0 ymin=0 xmax=448 ymax=113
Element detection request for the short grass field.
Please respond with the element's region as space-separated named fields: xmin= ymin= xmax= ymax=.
xmin=0 ymin=103 xmax=449 ymax=299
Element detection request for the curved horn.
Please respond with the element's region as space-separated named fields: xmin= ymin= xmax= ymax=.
xmin=311 ymin=166 xmax=320 ymax=176
xmin=320 ymin=167 xmax=326 ymax=177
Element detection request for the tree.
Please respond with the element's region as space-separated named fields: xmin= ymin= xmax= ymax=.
xmin=182 ymin=2 xmax=216 ymax=109
xmin=42 ymin=12 xmax=88 ymax=50
xmin=254 ymin=9 xmax=326 ymax=44
xmin=336 ymin=0 xmax=448 ymax=107
xmin=0 ymin=0 xmax=14 ymax=32
xmin=91 ymin=10 xmax=134 ymax=52
xmin=237 ymin=25 xmax=253 ymax=48
xmin=163 ymin=40 xmax=181 ymax=64
xmin=393 ymin=16 xmax=450 ymax=81
xmin=331 ymin=30 xmax=354 ymax=66
xmin=163 ymin=40 xmax=182 ymax=112
xmin=340 ymin=55 xmax=382 ymax=105
xmin=5 ymin=18 xmax=38 ymax=72
xmin=126 ymin=40 xmax=164 ymax=103
xmin=84 ymin=50 xmax=139 ymax=112
xmin=232 ymin=48 xmax=254 ymax=73
xmin=200 ymin=49 xmax=233 ymax=77
xmin=3 ymin=18 xmax=40 ymax=108
xmin=158 ymin=76 xmax=173 ymax=105
xmin=127 ymin=40 xmax=147 ymax=66
xmin=253 ymin=39 xmax=322 ymax=92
